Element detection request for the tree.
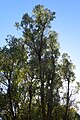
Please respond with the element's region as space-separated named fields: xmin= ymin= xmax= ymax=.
xmin=17 ymin=4 xmax=62 ymax=120
xmin=0 ymin=36 xmax=28 ymax=120
xmin=45 ymin=31 xmax=61 ymax=120
xmin=60 ymin=53 xmax=76 ymax=120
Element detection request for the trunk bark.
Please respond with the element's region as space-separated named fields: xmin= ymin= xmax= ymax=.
xmin=47 ymin=54 xmax=55 ymax=120
xmin=8 ymin=78 xmax=15 ymax=120
xmin=28 ymin=83 xmax=32 ymax=120
xmin=39 ymin=58 xmax=46 ymax=120
xmin=63 ymin=78 xmax=70 ymax=120
xmin=47 ymin=92 xmax=53 ymax=120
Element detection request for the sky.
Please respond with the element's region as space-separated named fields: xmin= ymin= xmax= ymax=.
xmin=0 ymin=1 xmax=80 ymax=81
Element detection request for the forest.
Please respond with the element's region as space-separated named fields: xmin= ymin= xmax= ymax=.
xmin=0 ymin=4 xmax=80 ymax=120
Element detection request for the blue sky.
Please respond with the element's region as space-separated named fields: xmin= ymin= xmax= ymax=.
xmin=0 ymin=0 xmax=80 ymax=81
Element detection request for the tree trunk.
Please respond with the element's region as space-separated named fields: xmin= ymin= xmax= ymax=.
xmin=8 ymin=78 xmax=15 ymax=120
xmin=63 ymin=78 xmax=70 ymax=120
xmin=40 ymin=60 xmax=46 ymax=120
xmin=47 ymin=55 xmax=55 ymax=120
xmin=47 ymin=90 xmax=53 ymax=120
xmin=28 ymin=83 xmax=32 ymax=120
xmin=7 ymin=70 xmax=16 ymax=120
xmin=38 ymin=28 xmax=46 ymax=120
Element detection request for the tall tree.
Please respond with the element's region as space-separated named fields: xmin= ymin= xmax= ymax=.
xmin=0 ymin=36 xmax=28 ymax=120
xmin=60 ymin=53 xmax=76 ymax=120
xmin=18 ymin=4 xmax=56 ymax=120
xmin=45 ymin=31 xmax=61 ymax=120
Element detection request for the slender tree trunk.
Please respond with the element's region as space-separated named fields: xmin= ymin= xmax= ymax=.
xmin=63 ymin=78 xmax=70 ymax=120
xmin=47 ymin=89 xmax=53 ymax=120
xmin=39 ymin=59 xmax=46 ymax=120
xmin=47 ymin=55 xmax=55 ymax=120
xmin=28 ymin=83 xmax=32 ymax=120
xmin=37 ymin=28 xmax=46 ymax=120
xmin=38 ymin=52 xmax=46 ymax=120
xmin=8 ymin=78 xmax=15 ymax=120
xmin=47 ymin=80 xmax=53 ymax=120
